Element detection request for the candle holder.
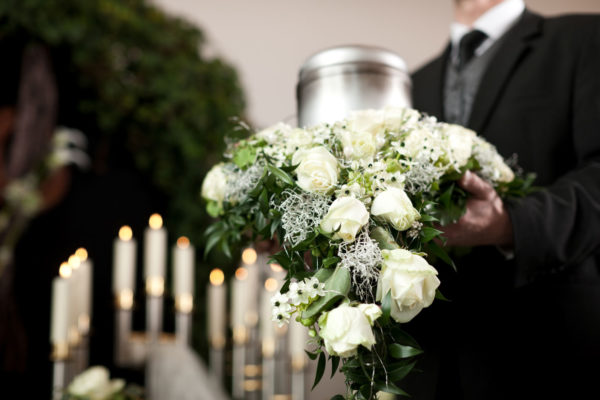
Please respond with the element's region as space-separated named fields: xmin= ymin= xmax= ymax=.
xmin=145 ymin=276 xmax=165 ymax=344
xmin=114 ymin=290 xmax=134 ymax=367
xmin=175 ymin=293 xmax=193 ymax=346
xmin=51 ymin=342 xmax=69 ymax=400
xmin=232 ymin=325 xmax=248 ymax=400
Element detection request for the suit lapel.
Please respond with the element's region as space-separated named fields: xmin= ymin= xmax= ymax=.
xmin=426 ymin=45 xmax=451 ymax=120
xmin=468 ymin=11 xmax=543 ymax=133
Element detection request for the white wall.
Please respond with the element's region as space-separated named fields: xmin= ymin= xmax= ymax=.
xmin=152 ymin=0 xmax=600 ymax=128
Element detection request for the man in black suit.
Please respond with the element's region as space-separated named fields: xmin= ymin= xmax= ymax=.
xmin=409 ymin=0 xmax=600 ymax=399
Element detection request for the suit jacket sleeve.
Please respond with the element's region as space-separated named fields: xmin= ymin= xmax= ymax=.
xmin=507 ymin=19 xmax=600 ymax=285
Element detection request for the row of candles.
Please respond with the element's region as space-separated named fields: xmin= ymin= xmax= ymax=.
xmin=208 ymin=247 xmax=310 ymax=400
xmin=50 ymin=212 xmax=310 ymax=399
xmin=50 ymin=248 xmax=93 ymax=398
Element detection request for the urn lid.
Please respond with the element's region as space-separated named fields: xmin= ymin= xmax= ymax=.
xmin=298 ymin=44 xmax=407 ymax=83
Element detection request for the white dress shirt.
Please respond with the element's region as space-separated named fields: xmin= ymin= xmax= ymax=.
xmin=450 ymin=0 xmax=526 ymax=64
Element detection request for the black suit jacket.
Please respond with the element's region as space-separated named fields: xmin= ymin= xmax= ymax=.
xmin=409 ymin=11 xmax=600 ymax=400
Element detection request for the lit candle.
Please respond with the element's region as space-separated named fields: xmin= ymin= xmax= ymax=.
xmin=207 ymin=268 xmax=226 ymax=348
xmin=144 ymin=214 xmax=167 ymax=296
xmin=242 ymin=248 xmax=260 ymax=327
xmin=261 ymin=277 xmax=278 ymax=357
xmin=173 ymin=236 xmax=195 ymax=312
xmin=67 ymin=255 xmax=82 ymax=338
xmin=112 ymin=226 xmax=136 ymax=309
xmin=231 ymin=266 xmax=248 ymax=344
xmin=76 ymin=248 xmax=92 ymax=334
xmin=50 ymin=266 xmax=71 ymax=359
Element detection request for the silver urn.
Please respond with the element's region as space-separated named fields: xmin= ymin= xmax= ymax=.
xmin=296 ymin=44 xmax=412 ymax=128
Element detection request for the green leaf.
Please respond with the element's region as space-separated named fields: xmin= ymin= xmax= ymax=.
xmin=330 ymin=356 xmax=340 ymax=378
xmin=314 ymin=268 xmax=334 ymax=282
xmin=420 ymin=226 xmax=443 ymax=243
xmin=373 ymin=381 xmax=411 ymax=396
xmin=312 ymin=352 xmax=326 ymax=390
xmin=233 ymin=145 xmax=257 ymax=168
xmin=259 ymin=188 xmax=269 ymax=214
xmin=388 ymin=360 xmax=417 ymax=381
xmin=390 ymin=326 xmax=421 ymax=348
xmin=330 ymin=396 xmax=346 ymax=400
xmin=220 ymin=239 xmax=232 ymax=259
xmin=426 ymin=241 xmax=456 ymax=271
xmin=389 ymin=343 xmax=423 ymax=359
xmin=305 ymin=350 xmax=318 ymax=360
xmin=370 ymin=227 xmax=400 ymax=250
xmin=206 ymin=201 xmax=222 ymax=217
xmin=435 ymin=289 xmax=451 ymax=301
xmin=204 ymin=232 xmax=223 ymax=258
xmin=302 ymin=266 xmax=351 ymax=320
xmin=322 ymin=256 xmax=340 ymax=269
xmin=267 ymin=164 xmax=295 ymax=186
xmin=419 ymin=214 xmax=439 ymax=222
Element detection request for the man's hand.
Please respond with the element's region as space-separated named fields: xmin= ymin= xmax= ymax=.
xmin=438 ymin=170 xmax=514 ymax=248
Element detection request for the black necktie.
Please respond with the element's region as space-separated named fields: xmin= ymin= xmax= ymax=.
xmin=457 ymin=29 xmax=487 ymax=70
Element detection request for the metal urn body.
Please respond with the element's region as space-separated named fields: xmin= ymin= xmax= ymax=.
xmin=296 ymin=44 xmax=412 ymax=128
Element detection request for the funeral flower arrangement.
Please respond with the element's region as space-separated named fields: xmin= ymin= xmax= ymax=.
xmin=202 ymin=107 xmax=533 ymax=399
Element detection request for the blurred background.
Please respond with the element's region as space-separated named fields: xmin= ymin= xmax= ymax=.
xmin=0 ymin=0 xmax=598 ymax=399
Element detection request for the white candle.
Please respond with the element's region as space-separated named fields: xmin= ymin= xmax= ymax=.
xmin=231 ymin=267 xmax=247 ymax=329
xmin=173 ymin=236 xmax=195 ymax=297
xmin=144 ymin=214 xmax=167 ymax=280
xmin=289 ymin=318 xmax=308 ymax=370
xmin=260 ymin=280 xmax=277 ymax=355
xmin=207 ymin=268 xmax=226 ymax=348
xmin=50 ymin=273 xmax=70 ymax=345
xmin=112 ymin=226 xmax=137 ymax=297
xmin=76 ymin=248 xmax=92 ymax=333
xmin=67 ymin=256 xmax=82 ymax=336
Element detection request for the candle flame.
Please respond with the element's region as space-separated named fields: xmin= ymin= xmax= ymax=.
xmin=75 ymin=248 xmax=88 ymax=261
xmin=119 ymin=226 xmax=133 ymax=241
xmin=59 ymin=262 xmax=72 ymax=278
xmin=177 ymin=236 xmax=190 ymax=249
xmin=235 ymin=267 xmax=248 ymax=281
xmin=241 ymin=247 xmax=257 ymax=265
xmin=149 ymin=213 xmax=163 ymax=230
xmin=264 ymin=277 xmax=278 ymax=292
xmin=209 ymin=268 xmax=225 ymax=286
xmin=68 ymin=255 xmax=81 ymax=269
xmin=269 ymin=263 xmax=283 ymax=272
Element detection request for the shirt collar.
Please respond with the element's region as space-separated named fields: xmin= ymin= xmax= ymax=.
xmin=450 ymin=0 xmax=525 ymax=47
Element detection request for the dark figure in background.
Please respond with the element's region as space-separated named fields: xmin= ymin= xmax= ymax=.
xmin=409 ymin=0 xmax=600 ymax=399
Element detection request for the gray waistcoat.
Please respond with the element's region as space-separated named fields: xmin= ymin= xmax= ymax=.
xmin=443 ymin=40 xmax=503 ymax=126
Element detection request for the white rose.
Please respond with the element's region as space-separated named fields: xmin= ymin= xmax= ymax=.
xmin=318 ymin=303 xmax=378 ymax=358
xmin=292 ymin=146 xmax=339 ymax=193
xmin=401 ymin=128 xmax=436 ymax=158
xmin=338 ymin=129 xmax=378 ymax=160
xmin=382 ymin=107 xmax=421 ymax=134
xmin=67 ymin=366 xmax=125 ymax=400
xmin=346 ymin=109 xmax=387 ymax=150
xmin=201 ymin=163 xmax=227 ymax=204
xmin=472 ymin=137 xmax=515 ymax=183
xmin=371 ymin=187 xmax=420 ymax=231
xmin=442 ymin=124 xmax=476 ymax=168
xmin=255 ymin=122 xmax=291 ymax=144
xmin=376 ymin=249 xmax=440 ymax=323
xmin=285 ymin=128 xmax=313 ymax=153
xmin=357 ymin=303 xmax=382 ymax=325
xmin=320 ymin=197 xmax=369 ymax=242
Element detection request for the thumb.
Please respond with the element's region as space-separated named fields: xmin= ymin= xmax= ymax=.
xmin=458 ymin=170 xmax=495 ymax=200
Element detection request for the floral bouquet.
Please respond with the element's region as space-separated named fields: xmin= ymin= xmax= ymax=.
xmin=201 ymin=107 xmax=534 ymax=399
